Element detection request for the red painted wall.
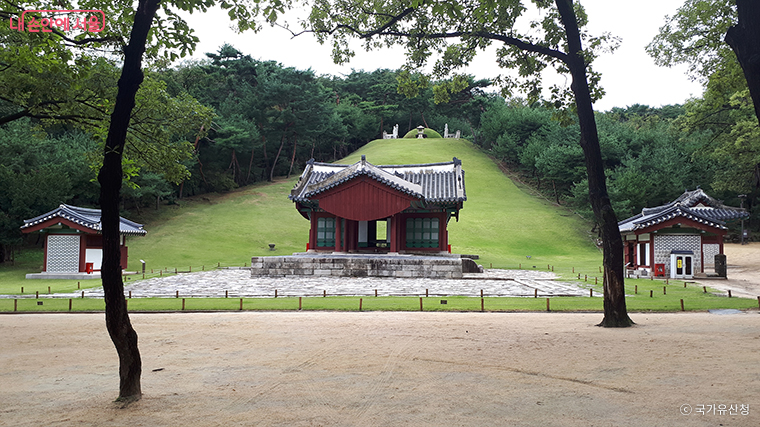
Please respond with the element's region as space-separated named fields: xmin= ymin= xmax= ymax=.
xmin=316 ymin=176 xmax=415 ymax=221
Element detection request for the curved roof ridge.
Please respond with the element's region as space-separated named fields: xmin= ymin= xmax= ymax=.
xmin=21 ymin=204 xmax=147 ymax=235
xmin=290 ymin=157 xmax=466 ymax=204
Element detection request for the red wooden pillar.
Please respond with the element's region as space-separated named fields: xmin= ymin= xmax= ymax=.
xmin=334 ymin=216 xmax=342 ymax=252
xmin=78 ymin=235 xmax=87 ymax=272
xmin=345 ymin=220 xmax=356 ymax=252
xmin=390 ymin=215 xmax=398 ymax=252
xmin=632 ymin=241 xmax=638 ymax=268
xmin=43 ymin=234 xmax=49 ymax=272
xmin=344 ymin=220 xmax=351 ymax=252
xmin=439 ymin=213 xmax=448 ymax=252
xmin=308 ymin=215 xmax=317 ymax=250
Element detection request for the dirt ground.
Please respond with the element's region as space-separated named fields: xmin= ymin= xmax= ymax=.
xmin=0 ymin=243 xmax=758 ymax=427
xmin=698 ymin=242 xmax=760 ymax=298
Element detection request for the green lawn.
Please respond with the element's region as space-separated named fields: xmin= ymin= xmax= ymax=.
xmin=2 ymin=279 xmax=756 ymax=313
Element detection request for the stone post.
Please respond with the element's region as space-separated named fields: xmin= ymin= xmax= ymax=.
xmin=714 ymin=253 xmax=727 ymax=278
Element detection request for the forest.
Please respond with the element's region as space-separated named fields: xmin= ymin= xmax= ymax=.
xmin=0 ymin=41 xmax=757 ymax=262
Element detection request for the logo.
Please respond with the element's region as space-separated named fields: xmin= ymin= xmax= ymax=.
xmin=9 ymin=9 xmax=106 ymax=33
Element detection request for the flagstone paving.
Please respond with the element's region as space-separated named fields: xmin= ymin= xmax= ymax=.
xmin=47 ymin=268 xmax=593 ymax=298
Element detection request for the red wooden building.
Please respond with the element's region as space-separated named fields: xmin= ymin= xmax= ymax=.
xmin=21 ymin=204 xmax=146 ymax=277
xmin=289 ymin=156 xmax=466 ymax=254
xmin=618 ymin=189 xmax=747 ymax=279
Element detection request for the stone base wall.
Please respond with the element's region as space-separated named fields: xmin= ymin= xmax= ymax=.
xmin=251 ymin=255 xmax=466 ymax=279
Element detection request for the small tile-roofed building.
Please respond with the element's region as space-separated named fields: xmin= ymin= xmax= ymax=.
xmin=289 ymin=156 xmax=466 ymax=254
xmin=618 ymin=189 xmax=748 ymax=279
xmin=21 ymin=204 xmax=146 ymax=277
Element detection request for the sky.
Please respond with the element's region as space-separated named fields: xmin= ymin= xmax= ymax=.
xmin=180 ymin=0 xmax=703 ymax=112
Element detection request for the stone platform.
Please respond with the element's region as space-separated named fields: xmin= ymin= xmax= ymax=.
xmin=251 ymin=253 xmax=480 ymax=279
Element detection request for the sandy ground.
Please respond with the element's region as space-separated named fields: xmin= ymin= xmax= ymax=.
xmin=1 ymin=242 xmax=758 ymax=427
xmin=1 ymin=311 xmax=759 ymax=427
xmin=697 ymin=242 xmax=760 ymax=298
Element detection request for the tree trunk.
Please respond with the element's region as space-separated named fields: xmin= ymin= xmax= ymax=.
xmin=552 ymin=180 xmax=560 ymax=205
xmin=228 ymin=149 xmax=238 ymax=183
xmin=97 ymin=0 xmax=160 ymax=401
xmin=726 ymin=0 xmax=760 ymax=127
xmin=247 ymin=144 xmax=255 ymax=184
xmin=270 ymin=125 xmax=291 ymax=182
xmin=260 ymin=134 xmax=270 ymax=181
xmin=556 ymin=0 xmax=632 ymax=327
xmin=726 ymin=0 xmax=760 ymax=186
xmin=287 ymin=134 xmax=298 ymax=179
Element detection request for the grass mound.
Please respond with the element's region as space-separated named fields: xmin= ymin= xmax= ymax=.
xmin=402 ymin=128 xmax=443 ymax=139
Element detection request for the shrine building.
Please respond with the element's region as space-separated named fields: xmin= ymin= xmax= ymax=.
xmin=289 ymin=156 xmax=466 ymax=254
xmin=21 ymin=204 xmax=146 ymax=279
xmin=618 ymin=189 xmax=748 ymax=279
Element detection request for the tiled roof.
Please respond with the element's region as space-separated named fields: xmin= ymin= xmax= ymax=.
xmin=619 ymin=189 xmax=748 ymax=233
xmin=20 ymin=204 xmax=147 ymax=236
xmin=290 ymin=156 xmax=466 ymax=204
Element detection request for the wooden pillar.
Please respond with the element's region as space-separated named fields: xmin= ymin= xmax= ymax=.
xmin=334 ymin=216 xmax=342 ymax=252
xmin=42 ymin=234 xmax=49 ymax=272
xmin=700 ymin=235 xmax=705 ymax=273
xmin=343 ymin=219 xmax=354 ymax=252
xmin=632 ymin=240 xmax=638 ymax=268
xmin=390 ymin=215 xmax=399 ymax=252
xmin=439 ymin=212 xmax=448 ymax=252
xmin=346 ymin=220 xmax=356 ymax=252
xmin=79 ymin=234 xmax=87 ymax=272
xmin=308 ymin=214 xmax=317 ymax=251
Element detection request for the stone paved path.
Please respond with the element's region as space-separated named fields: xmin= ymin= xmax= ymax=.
xmin=49 ymin=268 xmax=592 ymax=298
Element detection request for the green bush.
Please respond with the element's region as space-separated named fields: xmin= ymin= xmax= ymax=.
xmin=402 ymin=128 xmax=443 ymax=139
